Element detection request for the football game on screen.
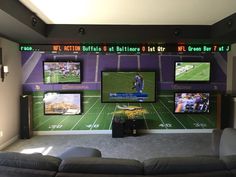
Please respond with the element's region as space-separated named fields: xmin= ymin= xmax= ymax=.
xmin=44 ymin=92 xmax=81 ymax=115
xmin=174 ymin=92 xmax=210 ymax=113
xmin=102 ymin=71 xmax=156 ymax=103
xmin=43 ymin=61 xmax=81 ymax=84
xmin=175 ymin=61 xmax=210 ymax=82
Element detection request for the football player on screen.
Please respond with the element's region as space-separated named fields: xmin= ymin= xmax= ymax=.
xmin=132 ymin=73 xmax=144 ymax=93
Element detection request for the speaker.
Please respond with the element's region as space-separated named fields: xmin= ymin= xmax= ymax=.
xmin=220 ymin=94 xmax=234 ymax=129
xmin=112 ymin=117 xmax=125 ymax=138
xmin=20 ymin=95 xmax=33 ymax=139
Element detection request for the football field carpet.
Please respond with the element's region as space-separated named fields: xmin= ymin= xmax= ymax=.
xmin=32 ymin=91 xmax=217 ymax=131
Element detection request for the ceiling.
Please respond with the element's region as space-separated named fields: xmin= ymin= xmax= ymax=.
xmin=0 ymin=0 xmax=236 ymax=44
xmin=19 ymin=0 xmax=236 ymax=25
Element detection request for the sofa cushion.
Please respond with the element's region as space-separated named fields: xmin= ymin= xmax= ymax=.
xmin=221 ymin=155 xmax=236 ymax=170
xmin=0 ymin=152 xmax=61 ymax=171
xmin=56 ymin=173 xmax=144 ymax=177
xmin=55 ymin=171 xmax=232 ymax=177
xmin=0 ymin=166 xmax=57 ymax=177
xmin=143 ymin=156 xmax=227 ymax=175
xmin=219 ymin=128 xmax=236 ymax=157
xmin=59 ymin=157 xmax=143 ymax=175
xmin=59 ymin=146 xmax=101 ymax=160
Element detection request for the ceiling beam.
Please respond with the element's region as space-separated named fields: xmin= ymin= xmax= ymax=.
xmin=0 ymin=0 xmax=46 ymax=36
xmin=46 ymin=24 xmax=211 ymax=43
xmin=211 ymin=13 xmax=236 ymax=43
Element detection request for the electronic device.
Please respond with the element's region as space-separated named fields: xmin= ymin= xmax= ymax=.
xmin=174 ymin=92 xmax=210 ymax=113
xmin=174 ymin=61 xmax=211 ymax=83
xmin=101 ymin=71 xmax=156 ymax=103
xmin=43 ymin=61 xmax=81 ymax=84
xmin=43 ymin=92 xmax=82 ymax=115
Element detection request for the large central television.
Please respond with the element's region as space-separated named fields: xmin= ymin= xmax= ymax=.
xmin=174 ymin=92 xmax=210 ymax=113
xmin=43 ymin=61 xmax=81 ymax=84
xmin=43 ymin=92 xmax=82 ymax=115
xmin=101 ymin=71 xmax=156 ymax=103
xmin=174 ymin=61 xmax=211 ymax=83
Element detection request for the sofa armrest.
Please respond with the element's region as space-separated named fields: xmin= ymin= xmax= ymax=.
xmin=219 ymin=128 xmax=236 ymax=157
xmin=0 ymin=152 xmax=61 ymax=171
xmin=211 ymin=129 xmax=222 ymax=156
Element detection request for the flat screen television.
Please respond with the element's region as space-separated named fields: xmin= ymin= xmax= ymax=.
xmin=101 ymin=71 xmax=156 ymax=103
xmin=43 ymin=92 xmax=82 ymax=115
xmin=43 ymin=61 xmax=81 ymax=84
xmin=174 ymin=61 xmax=211 ymax=82
xmin=174 ymin=92 xmax=210 ymax=113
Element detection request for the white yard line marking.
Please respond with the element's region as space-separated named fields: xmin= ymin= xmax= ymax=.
xmin=51 ymin=116 xmax=70 ymax=131
xmin=159 ymin=99 xmax=186 ymax=129
xmin=109 ymin=104 xmax=117 ymax=130
xmin=139 ymin=103 xmax=149 ymax=129
xmin=199 ymin=114 xmax=215 ymax=127
xmin=118 ymin=55 xmax=120 ymax=71
xmin=151 ymin=103 xmax=167 ymax=129
xmin=71 ymin=98 xmax=100 ymax=130
xmin=158 ymin=55 xmax=163 ymax=82
xmin=90 ymin=104 xmax=107 ymax=130
xmin=187 ymin=115 xmax=204 ymax=129
xmin=137 ymin=55 xmax=140 ymax=70
xmin=34 ymin=117 xmax=55 ymax=130
xmin=95 ymin=55 xmax=99 ymax=82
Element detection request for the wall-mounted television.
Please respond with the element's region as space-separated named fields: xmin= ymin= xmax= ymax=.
xmin=174 ymin=92 xmax=210 ymax=113
xmin=101 ymin=71 xmax=156 ymax=103
xmin=43 ymin=92 xmax=82 ymax=115
xmin=174 ymin=61 xmax=211 ymax=83
xmin=43 ymin=61 xmax=81 ymax=84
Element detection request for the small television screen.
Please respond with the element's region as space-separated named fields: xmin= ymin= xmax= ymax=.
xmin=43 ymin=61 xmax=81 ymax=84
xmin=174 ymin=92 xmax=210 ymax=113
xmin=101 ymin=71 xmax=156 ymax=103
xmin=43 ymin=92 xmax=82 ymax=115
xmin=174 ymin=61 xmax=211 ymax=82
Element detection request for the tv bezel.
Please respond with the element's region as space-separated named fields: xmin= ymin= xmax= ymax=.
xmin=43 ymin=60 xmax=82 ymax=84
xmin=174 ymin=61 xmax=211 ymax=83
xmin=173 ymin=91 xmax=211 ymax=114
xmin=101 ymin=70 xmax=157 ymax=103
xmin=43 ymin=91 xmax=82 ymax=115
